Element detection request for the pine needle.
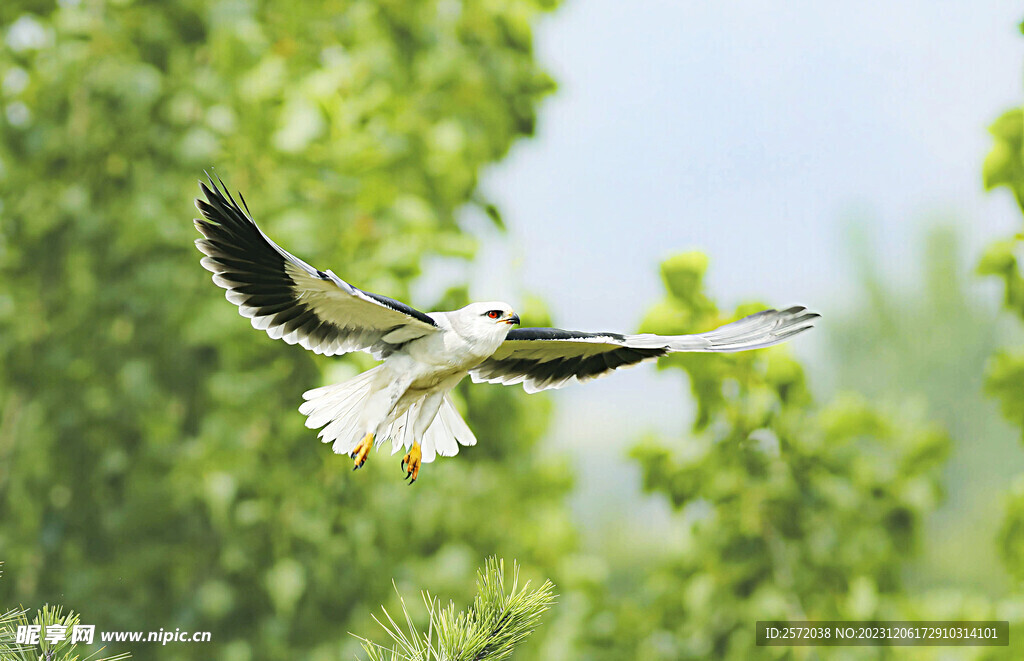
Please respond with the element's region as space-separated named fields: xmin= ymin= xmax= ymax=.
xmin=355 ymin=558 xmax=555 ymax=661
xmin=0 ymin=564 xmax=130 ymax=661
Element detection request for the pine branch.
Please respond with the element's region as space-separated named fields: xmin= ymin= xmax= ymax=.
xmin=0 ymin=605 xmax=131 ymax=661
xmin=0 ymin=606 xmax=31 ymax=661
xmin=0 ymin=564 xmax=129 ymax=661
xmin=0 ymin=561 xmax=31 ymax=661
xmin=356 ymin=558 xmax=555 ymax=661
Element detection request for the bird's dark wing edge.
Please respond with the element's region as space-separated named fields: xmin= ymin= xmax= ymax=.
xmin=193 ymin=175 xmax=439 ymax=357
xmin=470 ymin=328 xmax=669 ymax=394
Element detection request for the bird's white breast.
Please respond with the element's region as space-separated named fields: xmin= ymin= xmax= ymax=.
xmin=386 ymin=311 xmax=509 ymax=390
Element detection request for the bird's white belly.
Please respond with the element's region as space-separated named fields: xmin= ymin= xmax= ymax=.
xmin=382 ymin=354 xmax=470 ymax=391
xmin=368 ymin=322 xmax=503 ymax=428
xmin=398 ymin=330 xmax=494 ymax=378
xmin=372 ymin=358 xmax=467 ymax=430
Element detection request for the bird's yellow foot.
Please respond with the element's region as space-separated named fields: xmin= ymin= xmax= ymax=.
xmin=351 ymin=433 xmax=373 ymax=470
xmin=401 ymin=442 xmax=422 ymax=484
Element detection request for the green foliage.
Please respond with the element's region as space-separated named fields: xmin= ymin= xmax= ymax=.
xmin=1 ymin=563 xmax=129 ymax=661
xmin=986 ymin=349 xmax=1024 ymax=432
xmin=983 ymin=108 xmax=1024 ymax=211
xmin=0 ymin=606 xmax=32 ymax=661
xmin=981 ymin=106 xmax=1024 ymax=319
xmin=0 ymin=605 xmax=130 ymax=661
xmin=822 ymin=224 xmax=1022 ymax=591
xmin=358 ymin=558 xmax=555 ymax=661
xmin=982 ymin=37 xmax=1024 ymax=594
xmin=978 ymin=239 xmax=1024 ymax=318
xmin=575 ymin=252 xmax=952 ymax=660
xmin=0 ymin=1 xmax=570 ymax=660
xmin=999 ymin=478 xmax=1024 ymax=583
xmin=984 ymin=104 xmax=1024 ymax=446
xmin=0 ymin=562 xmax=28 ymax=661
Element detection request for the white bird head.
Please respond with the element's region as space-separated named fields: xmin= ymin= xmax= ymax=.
xmin=448 ymin=301 xmax=520 ymax=347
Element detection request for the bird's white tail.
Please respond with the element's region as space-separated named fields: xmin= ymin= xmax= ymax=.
xmin=299 ymin=368 xmax=477 ymax=462
xmin=385 ymin=395 xmax=477 ymax=463
xmin=299 ymin=366 xmax=383 ymax=455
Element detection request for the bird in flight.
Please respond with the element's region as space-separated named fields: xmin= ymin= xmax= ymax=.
xmin=194 ymin=178 xmax=818 ymax=483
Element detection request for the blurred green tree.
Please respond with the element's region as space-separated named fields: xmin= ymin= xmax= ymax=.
xmin=0 ymin=1 xmax=572 ymax=660
xmin=980 ymin=42 xmax=1024 ymax=590
xmin=821 ymin=223 xmax=1023 ymax=592
xmin=572 ymin=253 xmax=958 ymax=660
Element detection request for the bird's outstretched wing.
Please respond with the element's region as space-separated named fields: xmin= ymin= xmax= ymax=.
xmin=194 ymin=178 xmax=440 ymax=357
xmin=470 ymin=307 xmax=818 ymax=393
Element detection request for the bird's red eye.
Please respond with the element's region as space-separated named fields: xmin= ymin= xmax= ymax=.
xmin=487 ymin=310 xmax=501 ymax=319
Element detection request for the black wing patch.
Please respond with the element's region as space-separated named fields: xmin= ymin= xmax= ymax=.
xmin=194 ymin=177 xmax=439 ymax=357
xmin=360 ymin=291 xmax=437 ymax=328
xmin=471 ymin=329 xmax=667 ymax=393
xmin=506 ymin=328 xmax=627 ymax=342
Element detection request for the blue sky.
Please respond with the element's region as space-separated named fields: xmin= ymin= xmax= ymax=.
xmin=474 ymin=0 xmax=1023 ymax=329
xmin=435 ymin=1 xmax=1024 ymax=537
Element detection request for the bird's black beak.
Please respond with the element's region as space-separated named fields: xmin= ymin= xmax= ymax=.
xmin=504 ymin=312 xmax=521 ymax=326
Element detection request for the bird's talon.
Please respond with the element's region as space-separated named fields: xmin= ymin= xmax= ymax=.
xmin=401 ymin=442 xmax=422 ymax=483
xmin=351 ymin=432 xmax=373 ymax=470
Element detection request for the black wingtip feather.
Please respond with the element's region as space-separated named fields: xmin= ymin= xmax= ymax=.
xmin=239 ymin=191 xmax=253 ymax=217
